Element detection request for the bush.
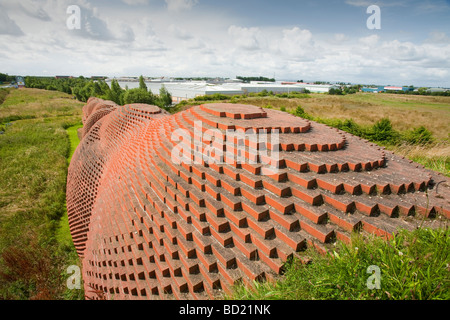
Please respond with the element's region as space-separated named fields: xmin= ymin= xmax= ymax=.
xmin=403 ymin=126 xmax=434 ymax=145
xmin=176 ymin=100 xmax=189 ymax=107
xmin=292 ymin=106 xmax=312 ymax=120
xmin=367 ymin=118 xmax=399 ymax=144
xmin=193 ymin=93 xmax=229 ymax=102
xmin=316 ymin=118 xmax=366 ymax=137
xmin=258 ymin=89 xmax=269 ymax=97
xmin=339 ymin=119 xmax=365 ymax=137
xmin=329 ymin=88 xmax=343 ymax=95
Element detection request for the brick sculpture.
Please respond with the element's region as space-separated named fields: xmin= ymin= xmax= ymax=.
xmin=67 ymin=97 xmax=450 ymax=300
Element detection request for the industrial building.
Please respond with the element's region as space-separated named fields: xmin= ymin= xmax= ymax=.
xmin=361 ymin=86 xmax=415 ymax=93
xmin=136 ymin=81 xmax=339 ymax=103
xmin=109 ymin=78 xmax=343 ymax=102
xmin=240 ymin=82 xmax=339 ymax=94
xmin=148 ymin=82 xmax=244 ymax=103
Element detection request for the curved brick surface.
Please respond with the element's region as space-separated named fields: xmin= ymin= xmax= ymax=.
xmin=67 ymin=98 xmax=450 ymax=300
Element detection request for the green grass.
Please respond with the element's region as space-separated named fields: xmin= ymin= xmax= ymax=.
xmin=55 ymin=124 xmax=83 ymax=260
xmin=228 ymin=227 xmax=449 ymax=300
xmin=0 ymin=88 xmax=84 ymax=300
xmin=66 ymin=124 xmax=83 ymax=164
xmin=388 ymin=143 xmax=450 ymax=177
xmin=0 ymin=88 xmax=10 ymax=105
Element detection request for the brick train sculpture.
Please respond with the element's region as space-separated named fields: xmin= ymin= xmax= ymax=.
xmin=67 ymin=97 xmax=449 ymax=300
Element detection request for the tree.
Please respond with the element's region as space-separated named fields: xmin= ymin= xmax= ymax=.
xmin=329 ymin=88 xmax=343 ymax=95
xmin=98 ymin=80 xmax=111 ymax=99
xmin=139 ymin=75 xmax=147 ymax=92
xmin=123 ymin=88 xmax=155 ymax=105
xmin=93 ymin=82 xmax=103 ymax=97
xmin=108 ymin=79 xmax=124 ymax=105
xmin=158 ymin=85 xmax=172 ymax=108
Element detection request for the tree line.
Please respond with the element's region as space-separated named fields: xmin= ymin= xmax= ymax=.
xmin=0 ymin=73 xmax=17 ymax=83
xmin=236 ymin=76 xmax=276 ymax=83
xmin=24 ymin=75 xmax=173 ymax=110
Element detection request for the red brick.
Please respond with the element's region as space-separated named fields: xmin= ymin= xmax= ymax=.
xmin=69 ymin=99 xmax=450 ymax=301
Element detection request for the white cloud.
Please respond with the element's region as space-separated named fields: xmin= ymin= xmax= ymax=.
xmin=0 ymin=10 xmax=24 ymax=36
xmin=169 ymin=24 xmax=193 ymax=40
xmin=0 ymin=0 xmax=51 ymax=21
xmin=228 ymin=25 xmax=265 ymax=51
xmin=275 ymin=27 xmax=317 ymax=61
xmin=121 ymin=0 xmax=151 ymax=5
xmin=0 ymin=0 xmax=448 ymax=87
xmin=380 ymin=40 xmax=426 ymax=62
xmin=165 ymin=0 xmax=198 ymax=11
xmin=130 ymin=18 xmax=167 ymax=51
xmin=425 ymin=31 xmax=450 ymax=44
xmin=334 ymin=33 xmax=350 ymax=43
xmin=359 ymin=34 xmax=380 ymax=46
xmin=115 ymin=23 xmax=136 ymax=42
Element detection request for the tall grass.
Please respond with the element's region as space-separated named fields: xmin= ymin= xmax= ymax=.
xmin=0 ymin=88 xmax=11 ymax=105
xmin=387 ymin=143 xmax=450 ymax=177
xmin=228 ymin=227 xmax=449 ymax=300
xmin=0 ymin=88 xmax=84 ymax=299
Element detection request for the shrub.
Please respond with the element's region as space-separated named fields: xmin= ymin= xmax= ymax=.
xmin=329 ymin=88 xmax=343 ymax=95
xmin=368 ymin=118 xmax=399 ymax=144
xmin=339 ymin=119 xmax=365 ymax=137
xmin=403 ymin=126 xmax=434 ymax=145
xmin=193 ymin=93 xmax=229 ymax=102
xmin=258 ymin=89 xmax=269 ymax=97
xmin=316 ymin=118 xmax=366 ymax=137
xmin=292 ymin=106 xmax=312 ymax=120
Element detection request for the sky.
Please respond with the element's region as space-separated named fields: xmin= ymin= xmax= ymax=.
xmin=0 ymin=0 xmax=449 ymax=87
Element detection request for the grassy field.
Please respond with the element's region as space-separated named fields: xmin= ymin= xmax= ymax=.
xmin=66 ymin=124 xmax=83 ymax=164
xmin=0 ymin=88 xmax=84 ymax=299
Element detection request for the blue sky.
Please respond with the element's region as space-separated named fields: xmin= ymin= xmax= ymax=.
xmin=0 ymin=0 xmax=449 ymax=87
